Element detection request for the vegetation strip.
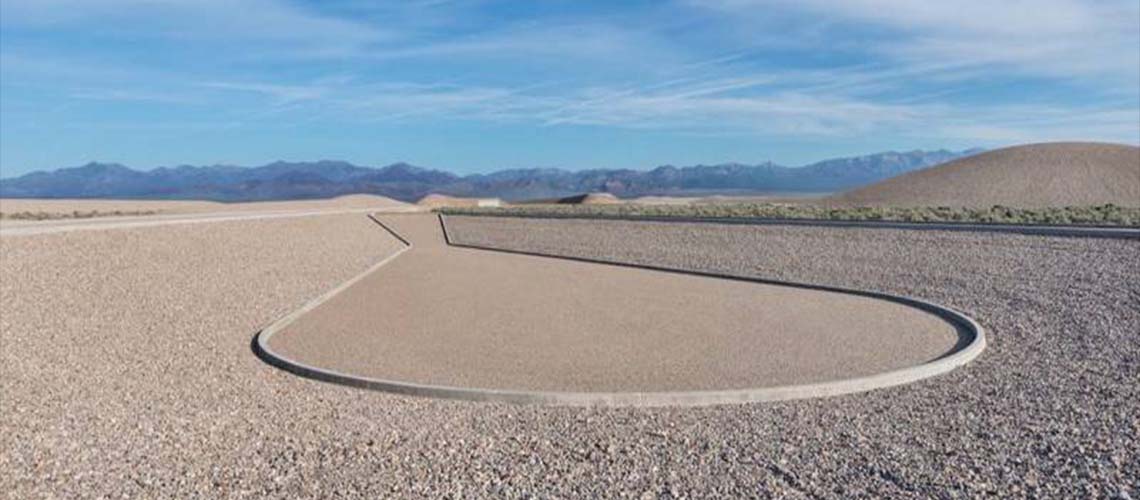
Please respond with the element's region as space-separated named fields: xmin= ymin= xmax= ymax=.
xmin=441 ymin=203 xmax=1140 ymax=226
xmin=439 ymin=205 xmax=1140 ymax=238
xmin=0 ymin=209 xmax=160 ymax=220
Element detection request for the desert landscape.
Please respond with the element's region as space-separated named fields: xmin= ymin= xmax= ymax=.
xmin=439 ymin=143 xmax=1140 ymax=227
xmin=2 ymin=140 xmax=1138 ymax=495
xmin=3 ymin=0 xmax=1139 ymax=496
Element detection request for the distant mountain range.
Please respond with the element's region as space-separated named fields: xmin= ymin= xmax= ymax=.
xmin=0 ymin=149 xmax=982 ymax=202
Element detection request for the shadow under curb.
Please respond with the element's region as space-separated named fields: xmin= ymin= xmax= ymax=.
xmin=437 ymin=210 xmax=1140 ymax=240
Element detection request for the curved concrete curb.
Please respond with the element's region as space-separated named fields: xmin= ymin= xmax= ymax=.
xmin=254 ymin=213 xmax=985 ymax=407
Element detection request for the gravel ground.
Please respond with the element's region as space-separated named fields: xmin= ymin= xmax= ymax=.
xmin=444 ymin=215 xmax=1140 ymax=498
xmin=2 ymin=213 xmax=1137 ymax=498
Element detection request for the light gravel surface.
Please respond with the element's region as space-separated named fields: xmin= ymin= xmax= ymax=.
xmin=2 ymin=212 xmax=1137 ymax=498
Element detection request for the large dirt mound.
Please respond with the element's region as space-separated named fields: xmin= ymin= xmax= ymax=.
xmin=557 ymin=192 xmax=621 ymax=205
xmin=829 ymin=142 xmax=1140 ymax=208
xmin=241 ymin=194 xmax=411 ymax=210
xmin=317 ymin=194 xmax=411 ymax=207
xmin=416 ymin=194 xmax=501 ymax=208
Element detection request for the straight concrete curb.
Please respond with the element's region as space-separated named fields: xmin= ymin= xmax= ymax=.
xmin=437 ymin=211 xmax=1140 ymax=239
xmin=254 ymin=213 xmax=986 ymax=407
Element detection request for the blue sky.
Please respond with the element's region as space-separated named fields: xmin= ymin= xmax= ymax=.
xmin=1 ymin=0 xmax=1138 ymax=176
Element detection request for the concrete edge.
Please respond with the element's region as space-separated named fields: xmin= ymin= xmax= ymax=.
xmin=253 ymin=213 xmax=986 ymax=408
xmin=436 ymin=211 xmax=1140 ymax=239
xmin=253 ymin=213 xmax=411 ymax=370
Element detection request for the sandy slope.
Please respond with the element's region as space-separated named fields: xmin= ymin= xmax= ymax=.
xmin=416 ymin=194 xmax=503 ymax=208
xmin=829 ymin=142 xmax=1140 ymax=207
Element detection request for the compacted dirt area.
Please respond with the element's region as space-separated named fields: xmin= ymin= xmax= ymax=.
xmin=2 ymin=213 xmax=1138 ymax=498
xmin=270 ymin=215 xmax=961 ymax=394
xmin=0 ymin=194 xmax=413 ymax=222
xmin=0 ymin=196 xmax=420 ymax=238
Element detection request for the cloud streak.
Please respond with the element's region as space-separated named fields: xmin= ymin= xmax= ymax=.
xmin=0 ymin=0 xmax=389 ymax=58
xmin=693 ymin=0 xmax=1140 ymax=83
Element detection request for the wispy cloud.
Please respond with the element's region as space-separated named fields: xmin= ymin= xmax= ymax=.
xmin=543 ymin=91 xmax=921 ymax=136
xmin=198 ymin=81 xmax=327 ymax=105
xmin=930 ymin=105 xmax=1140 ymax=143
xmin=692 ymin=0 xmax=1140 ymax=83
xmin=361 ymin=21 xmax=694 ymax=80
xmin=0 ymin=0 xmax=389 ymax=58
xmin=68 ymin=88 xmax=198 ymax=104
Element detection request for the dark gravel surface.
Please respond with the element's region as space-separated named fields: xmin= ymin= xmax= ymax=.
xmin=2 ymin=213 xmax=1137 ymax=498
xmin=444 ymin=215 xmax=1140 ymax=498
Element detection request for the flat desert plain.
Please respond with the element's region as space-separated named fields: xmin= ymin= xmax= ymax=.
xmin=0 ymin=195 xmax=421 ymax=237
xmin=0 ymin=194 xmax=416 ymax=222
xmin=1 ymin=201 xmax=1138 ymax=498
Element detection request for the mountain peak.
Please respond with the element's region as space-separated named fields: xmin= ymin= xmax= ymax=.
xmin=74 ymin=161 xmax=133 ymax=172
xmin=1 ymin=148 xmax=981 ymax=201
xmin=381 ymin=162 xmax=422 ymax=172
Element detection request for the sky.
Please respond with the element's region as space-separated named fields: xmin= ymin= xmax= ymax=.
xmin=1 ymin=0 xmax=1138 ymax=176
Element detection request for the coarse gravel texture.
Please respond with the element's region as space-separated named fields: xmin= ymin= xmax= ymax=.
xmin=444 ymin=215 xmax=1140 ymax=498
xmin=1 ymin=211 xmax=1137 ymax=498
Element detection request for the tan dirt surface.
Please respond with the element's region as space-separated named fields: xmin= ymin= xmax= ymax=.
xmin=415 ymin=193 xmax=500 ymax=208
xmin=269 ymin=214 xmax=960 ymax=392
xmin=829 ymin=142 xmax=1140 ymax=208
xmin=0 ymin=194 xmax=412 ymax=220
xmin=0 ymin=196 xmax=421 ymax=237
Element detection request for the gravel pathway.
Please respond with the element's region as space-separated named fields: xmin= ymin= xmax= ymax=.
xmin=2 ymin=213 xmax=1137 ymax=498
